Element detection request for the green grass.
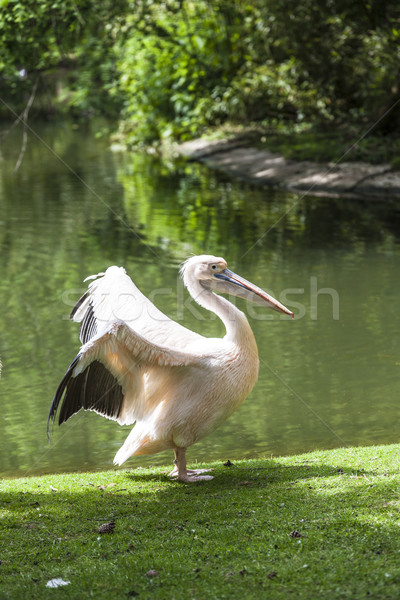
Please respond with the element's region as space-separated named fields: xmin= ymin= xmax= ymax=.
xmin=256 ymin=129 xmax=400 ymax=166
xmin=1 ymin=444 xmax=400 ymax=599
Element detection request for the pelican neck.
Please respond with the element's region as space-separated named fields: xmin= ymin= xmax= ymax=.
xmin=187 ymin=279 xmax=258 ymax=350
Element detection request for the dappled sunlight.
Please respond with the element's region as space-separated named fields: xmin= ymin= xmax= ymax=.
xmin=2 ymin=446 xmax=400 ymax=597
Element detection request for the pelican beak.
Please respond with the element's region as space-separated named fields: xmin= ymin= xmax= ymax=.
xmin=213 ymin=268 xmax=294 ymax=317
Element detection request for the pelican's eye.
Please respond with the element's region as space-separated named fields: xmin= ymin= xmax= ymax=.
xmin=210 ymin=262 xmax=226 ymax=275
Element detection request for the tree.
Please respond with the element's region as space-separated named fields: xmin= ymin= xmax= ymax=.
xmin=0 ymin=0 xmax=128 ymax=118
xmin=1 ymin=0 xmax=399 ymax=141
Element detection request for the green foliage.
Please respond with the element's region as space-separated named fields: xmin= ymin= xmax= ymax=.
xmin=0 ymin=0 xmax=128 ymax=117
xmin=115 ymin=1 xmax=241 ymax=142
xmin=1 ymin=0 xmax=400 ymax=142
xmin=114 ymin=0 xmax=400 ymax=143
xmin=114 ymin=0 xmax=300 ymax=143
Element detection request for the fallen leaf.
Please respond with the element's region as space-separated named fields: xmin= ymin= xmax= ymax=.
xmin=268 ymin=571 xmax=278 ymax=579
xmin=146 ymin=569 xmax=159 ymax=578
xmin=290 ymin=530 xmax=302 ymax=538
xmin=98 ymin=520 xmax=115 ymax=534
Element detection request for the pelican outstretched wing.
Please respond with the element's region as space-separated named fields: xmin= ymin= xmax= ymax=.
xmin=47 ymin=320 xmax=207 ymax=435
xmin=48 ymin=266 xmax=207 ymax=436
xmin=71 ymin=266 xmax=202 ymax=347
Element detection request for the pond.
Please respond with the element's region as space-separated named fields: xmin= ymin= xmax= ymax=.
xmin=1 ymin=120 xmax=400 ymax=478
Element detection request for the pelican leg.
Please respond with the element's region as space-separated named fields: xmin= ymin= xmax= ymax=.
xmin=169 ymin=448 xmax=213 ymax=483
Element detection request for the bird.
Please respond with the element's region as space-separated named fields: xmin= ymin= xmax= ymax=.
xmin=48 ymin=255 xmax=293 ymax=482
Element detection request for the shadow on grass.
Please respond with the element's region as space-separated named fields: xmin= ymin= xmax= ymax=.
xmin=123 ymin=458 xmax=373 ymax=485
xmin=1 ymin=454 xmax=400 ymax=599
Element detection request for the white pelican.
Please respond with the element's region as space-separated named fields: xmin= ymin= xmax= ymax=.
xmin=48 ymin=255 xmax=293 ymax=482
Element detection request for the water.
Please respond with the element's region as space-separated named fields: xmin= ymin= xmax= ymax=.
xmin=1 ymin=120 xmax=400 ymax=478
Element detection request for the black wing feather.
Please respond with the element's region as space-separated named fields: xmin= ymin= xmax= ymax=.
xmin=79 ymin=300 xmax=98 ymax=344
xmin=70 ymin=292 xmax=98 ymax=344
xmin=70 ymin=291 xmax=88 ymax=320
xmin=47 ymin=355 xmax=80 ymax=438
xmin=47 ymin=356 xmax=124 ymax=439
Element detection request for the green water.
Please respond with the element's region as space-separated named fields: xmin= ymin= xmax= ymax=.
xmin=1 ymin=121 xmax=400 ymax=478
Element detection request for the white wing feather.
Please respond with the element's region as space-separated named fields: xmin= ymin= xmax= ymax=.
xmin=50 ymin=267 xmax=212 ymax=429
xmin=72 ymin=266 xmax=203 ymax=348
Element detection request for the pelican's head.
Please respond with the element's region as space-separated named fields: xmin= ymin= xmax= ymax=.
xmin=181 ymin=255 xmax=294 ymax=317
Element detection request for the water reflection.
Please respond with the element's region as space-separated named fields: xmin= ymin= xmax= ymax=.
xmin=0 ymin=120 xmax=400 ymax=477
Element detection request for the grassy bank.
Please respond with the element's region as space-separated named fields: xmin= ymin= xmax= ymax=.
xmin=256 ymin=128 xmax=400 ymax=167
xmin=1 ymin=444 xmax=400 ymax=599
xmin=190 ymin=124 xmax=400 ymax=168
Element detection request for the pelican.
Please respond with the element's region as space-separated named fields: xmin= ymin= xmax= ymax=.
xmin=48 ymin=255 xmax=293 ymax=482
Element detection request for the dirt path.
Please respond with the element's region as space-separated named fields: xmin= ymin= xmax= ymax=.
xmin=179 ymin=138 xmax=400 ymax=199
